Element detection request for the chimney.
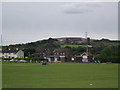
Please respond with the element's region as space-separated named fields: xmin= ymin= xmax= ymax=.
xmin=16 ymin=48 xmax=19 ymax=51
xmin=8 ymin=48 xmax=11 ymax=51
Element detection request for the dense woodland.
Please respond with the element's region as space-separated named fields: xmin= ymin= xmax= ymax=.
xmin=2 ymin=38 xmax=120 ymax=63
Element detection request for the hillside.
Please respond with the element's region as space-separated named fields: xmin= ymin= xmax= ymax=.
xmin=4 ymin=37 xmax=92 ymax=47
xmin=2 ymin=37 xmax=119 ymax=52
xmin=2 ymin=37 xmax=120 ymax=63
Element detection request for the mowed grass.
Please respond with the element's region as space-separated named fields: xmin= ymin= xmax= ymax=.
xmin=2 ymin=62 xmax=118 ymax=88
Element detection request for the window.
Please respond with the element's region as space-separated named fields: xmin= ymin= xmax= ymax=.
xmin=83 ymin=55 xmax=87 ymax=59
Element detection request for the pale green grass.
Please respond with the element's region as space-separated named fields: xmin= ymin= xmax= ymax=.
xmin=61 ymin=44 xmax=86 ymax=48
xmin=2 ymin=63 xmax=118 ymax=88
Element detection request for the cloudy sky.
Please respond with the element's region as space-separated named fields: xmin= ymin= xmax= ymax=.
xmin=1 ymin=2 xmax=118 ymax=45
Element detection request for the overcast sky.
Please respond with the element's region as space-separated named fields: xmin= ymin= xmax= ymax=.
xmin=1 ymin=2 xmax=118 ymax=45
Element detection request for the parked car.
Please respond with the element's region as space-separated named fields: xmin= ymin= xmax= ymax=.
xmin=3 ymin=60 xmax=7 ymax=62
xmin=10 ymin=59 xmax=15 ymax=62
xmin=19 ymin=60 xmax=28 ymax=63
xmin=0 ymin=59 xmax=2 ymax=62
xmin=14 ymin=60 xmax=20 ymax=62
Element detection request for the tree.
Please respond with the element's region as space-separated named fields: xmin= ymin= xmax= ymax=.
xmin=101 ymin=47 xmax=112 ymax=57
xmin=24 ymin=48 xmax=35 ymax=57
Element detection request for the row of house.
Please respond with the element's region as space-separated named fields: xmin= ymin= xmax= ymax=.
xmin=33 ymin=48 xmax=93 ymax=63
xmin=0 ymin=47 xmax=93 ymax=63
xmin=44 ymin=52 xmax=93 ymax=63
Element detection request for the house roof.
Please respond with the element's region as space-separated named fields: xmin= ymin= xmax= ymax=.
xmin=0 ymin=48 xmax=20 ymax=53
xmin=80 ymin=52 xmax=93 ymax=56
xmin=45 ymin=55 xmax=60 ymax=58
xmin=53 ymin=48 xmax=70 ymax=53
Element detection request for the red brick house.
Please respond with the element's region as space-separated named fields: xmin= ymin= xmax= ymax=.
xmin=71 ymin=52 xmax=93 ymax=63
xmin=44 ymin=48 xmax=72 ymax=62
xmin=73 ymin=56 xmax=82 ymax=62
xmin=33 ymin=48 xmax=52 ymax=58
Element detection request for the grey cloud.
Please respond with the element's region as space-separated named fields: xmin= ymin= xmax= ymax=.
xmin=63 ymin=3 xmax=101 ymax=14
xmin=63 ymin=8 xmax=93 ymax=14
xmin=85 ymin=3 xmax=101 ymax=7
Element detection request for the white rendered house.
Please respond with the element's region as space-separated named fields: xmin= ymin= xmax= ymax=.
xmin=0 ymin=48 xmax=24 ymax=58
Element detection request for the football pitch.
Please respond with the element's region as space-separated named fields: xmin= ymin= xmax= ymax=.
xmin=2 ymin=62 xmax=118 ymax=88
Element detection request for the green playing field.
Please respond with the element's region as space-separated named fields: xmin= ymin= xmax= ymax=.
xmin=2 ymin=62 xmax=118 ymax=88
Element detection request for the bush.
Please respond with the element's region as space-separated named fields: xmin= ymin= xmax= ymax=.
xmin=2 ymin=58 xmax=11 ymax=60
xmin=94 ymin=55 xmax=120 ymax=63
xmin=107 ymin=56 xmax=120 ymax=63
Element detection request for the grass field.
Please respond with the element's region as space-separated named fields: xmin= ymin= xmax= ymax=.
xmin=2 ymin=62 xmax=118 ymax=88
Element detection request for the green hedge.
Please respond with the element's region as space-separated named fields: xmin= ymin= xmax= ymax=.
xmin=2 ymin=58 xmax=11 ymax=60
xmin=2 ymin=57 xmax=44 ymax=61
xmin=95 ymin=56 xmax=120 ymax=63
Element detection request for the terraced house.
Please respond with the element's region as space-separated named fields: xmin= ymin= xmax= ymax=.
xmin=0 ymin=48 xmax=24 ymax=58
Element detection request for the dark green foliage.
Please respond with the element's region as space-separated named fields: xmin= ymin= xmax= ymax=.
xmin=95 ymin=45 xmax=119 ymax=63
xmin=64 ymin=46 xmax=71 ymax=49
xmin=107 ymin=56 xmax=120 ymax=63
xmin=23 ymin=48 xmax=35 ymax=57
xmin=2 ymin=58 xmax=11 ymax=60
xmin=64 ymin=46 xmax=86 ymax=55
xmin=40 ymin=43 xmax=60 ymax=49
xmin=95 ymin=56 xmax=120 ymax=63
xmin=101 ymin=47 xmax=113 ymax=56
xmin=41 ymin=38 xmax=58 ymax=44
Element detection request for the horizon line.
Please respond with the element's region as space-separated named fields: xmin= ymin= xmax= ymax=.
xmin=1 ymin=36 xmax=119 ymax=46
